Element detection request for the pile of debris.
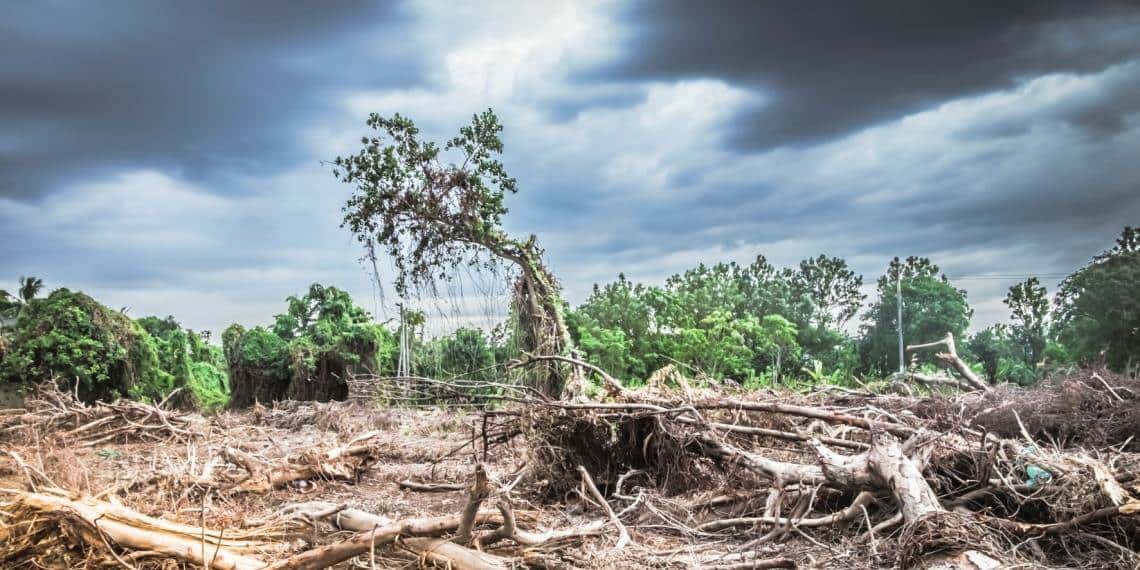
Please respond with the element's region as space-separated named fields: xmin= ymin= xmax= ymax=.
xmin=0 ymin=368 xmax=1137 ymax=569
xmin=0 ymin=384 xmax=205 ymax=447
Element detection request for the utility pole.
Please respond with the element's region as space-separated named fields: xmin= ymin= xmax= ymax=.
xmin=896 ymin=266 xmax=904 ymax=374
xmin=397 ymin=302 xmax=409 ymax=379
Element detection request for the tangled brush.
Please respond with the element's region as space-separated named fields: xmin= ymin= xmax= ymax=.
xmin=0 ymin=383 xmax=205 ymax=446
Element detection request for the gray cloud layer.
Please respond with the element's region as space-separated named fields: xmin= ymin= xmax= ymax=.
xmin=0 ymin=1 xmax=417 ymax=199
xmin=602 ymin=1 xmax=1140 ymax=149
xmin=1 ymin=1 xmax=1138 ymax=336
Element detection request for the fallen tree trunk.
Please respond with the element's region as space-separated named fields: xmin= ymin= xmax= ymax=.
xmin=0 ymin=490 xmax=273 ymax=570
xmin=262 ymin=512 xmax=503 ymax=570
xmin=818 ymin=429 xmax=1005 ymax=569
xmin=401 ymin=537 xmax=511 ymax=570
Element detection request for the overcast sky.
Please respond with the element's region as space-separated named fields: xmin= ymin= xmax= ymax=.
xmin=2 ymin=1 xmax=1139 ymax=336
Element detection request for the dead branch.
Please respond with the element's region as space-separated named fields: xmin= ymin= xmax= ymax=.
xmin=700 ymin=558 xmax=796 ymax=570
xmin=690 ymin=399 xmax=916 ymax=436
xmin=398 ymin=479 xmax=465 ymax=492
xmin=576 ymin=465 xmax=631 ymax=550
xmin=990 ymin=500 xmax=1140 ymax=536
xmin=476 ymin=498 xmax=604 ymax=548
xmin=0 ymin=384 xmax=204 ymax=446
xmin=510 ymin=353 xmax=627 ymax=398
xmin=454 ymin=463 xmax=491 ymax=545
xmin=261 ymin=511 xmax=503 ymax=570
xmin=697 ymin=491 xmax=876 ymax=531
xmin=221 ymin=435 xmax=381 ymax=494
xmin=907 ymin=333 xmax=991 ymax=392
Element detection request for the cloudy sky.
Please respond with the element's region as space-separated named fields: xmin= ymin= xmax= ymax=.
xmin=2 ymin=1 xmax=1139 ymax=336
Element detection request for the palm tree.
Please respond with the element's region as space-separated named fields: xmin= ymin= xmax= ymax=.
xmin=18 ymin=276 xmax=43 ymax=304
xmin=1 ymin=276 xmax=44 ymax=324
xmin=0 ymin=290 xmax=15 ymax=322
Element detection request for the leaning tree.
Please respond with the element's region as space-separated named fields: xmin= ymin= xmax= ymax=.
xmin=333 ymin=110 xmax=579 ymax=397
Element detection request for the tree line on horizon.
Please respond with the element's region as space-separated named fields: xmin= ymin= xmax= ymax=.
xmin=569 ymin=225 xmax=1138 ymax=389
xmin=0 ymin=225 xmax=1136 ymax=407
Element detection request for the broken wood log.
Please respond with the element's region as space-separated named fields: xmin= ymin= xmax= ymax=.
xmin=0 ymin=490 xmax=273 ymax=570
xmin=838 ymin=429 xmax=1003 ymax=569
xmin=454 ymin=463 xmax=490 ymax=545
xmin=401 ymin=537 xmax=511 ymax=570
xmin=398 ymin=479 xmax=466 ymax=492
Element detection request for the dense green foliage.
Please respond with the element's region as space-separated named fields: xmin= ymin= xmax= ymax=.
xmin=415 ymin=327 xmax=498 ymax=382
xmin=567 ymin=256 xmax=854 ymax=387
xmin=1054 ymin=226 xmax=1140 ymax=374
xmin=0 ymin=289 xmax=173 ymax=402
xmin=225 ymin=284 xmax=397 ymax=406
xmin=965 ymin=325 xmax=1035 ymax=385
xmin=138 ymin=315 xmax=230 ymax=410
xmin=3 ymin=226 xmax=1136 ymax=404
xmin=0 ymin=276 xmax=232 ymax=408
xmin=860 ymin=257 xmax=973 ymax=377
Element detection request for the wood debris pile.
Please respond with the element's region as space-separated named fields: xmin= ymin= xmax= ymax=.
xmin=0 ymin=368 xmax=1137 ymax=568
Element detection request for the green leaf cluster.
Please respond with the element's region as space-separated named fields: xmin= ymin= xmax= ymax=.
xmin=567 ymin=256 xmax=860 ymax=388
xmin=1054 ymin=226 xmax=1140 ymax=372
xmin=334 ymin=110 xmax=518 ymax=294
xmin=225 ymin=283 xmax=397 ymax=406
xmin=859 ymin=257 xmax=973 ymax=376
xmin=0 ymin=289 xmax=196 ymax=403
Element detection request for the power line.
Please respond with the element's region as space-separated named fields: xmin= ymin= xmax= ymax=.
xmin=947 ymin=273 xmax=1069 ymax=280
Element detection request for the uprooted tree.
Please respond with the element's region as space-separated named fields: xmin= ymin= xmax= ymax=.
xmin=334 ymin=110 xmax=579 ymax=397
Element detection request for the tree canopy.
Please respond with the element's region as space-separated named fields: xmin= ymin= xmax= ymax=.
xmin=1004 ymin=277 xmax=1049 ymax=366
xmin=226 ymin=283 xmax=396 ymax=406
xmin=860 ymin=257 xmax=973 ymax=376
xmin=334 ymin=110 xmax=575 ymax=396
xmin=1054 ymin=226 xmax=1140 ymax=374
xmin=335 ymin=110 xmax=518 ymax=294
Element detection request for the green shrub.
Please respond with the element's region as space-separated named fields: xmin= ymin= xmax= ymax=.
xmin=0 ymin=289 xmax=169 ymax=402
xmin=139 ymin=315 xmax=230 ymax=409
xmin=188 ymin=361 xmax=229 ymax=410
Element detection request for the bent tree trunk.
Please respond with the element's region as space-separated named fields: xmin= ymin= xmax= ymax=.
xmin=505 ymin=238 xmax=581 ymax=398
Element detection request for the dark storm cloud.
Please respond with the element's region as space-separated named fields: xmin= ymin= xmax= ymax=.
xmin=3 ymin=1 xmax=1140 ymax=334
xmin=602 ymin=1 xmax=1140 ymax=150
xmin=0 ymin=1 xmax=418 ymax=199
